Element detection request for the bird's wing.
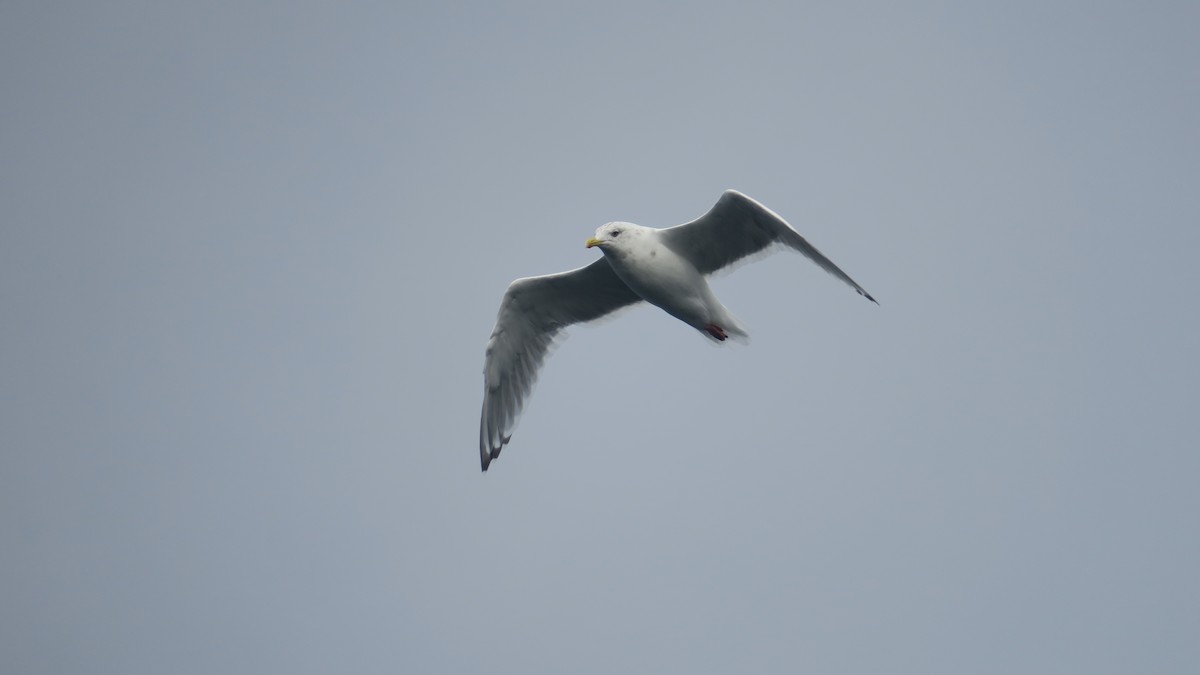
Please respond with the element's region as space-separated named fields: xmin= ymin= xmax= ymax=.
xmin=480 ymin=257 xmax=641 ymax=471
xmin=659 ymin=190 xmax=877 ymax=303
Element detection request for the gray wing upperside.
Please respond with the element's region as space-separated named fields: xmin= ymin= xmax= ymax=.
xmin=659 ymin=190 xmax=877 ymax=303
xmin=479 ymin=257 xmax=641 ymax=471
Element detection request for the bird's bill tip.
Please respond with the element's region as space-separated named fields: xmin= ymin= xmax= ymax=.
xmin=585 ymin=237 xmax=602 ymax=248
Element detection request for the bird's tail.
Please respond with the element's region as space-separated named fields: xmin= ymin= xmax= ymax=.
xmin=701 ymin=306 xmax=750 ymax=343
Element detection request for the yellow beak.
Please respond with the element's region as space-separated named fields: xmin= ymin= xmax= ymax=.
xmin=585 ymin=237 xmax=602 ymax=248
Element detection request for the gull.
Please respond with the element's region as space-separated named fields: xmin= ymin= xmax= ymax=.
xmin=478 ymin=190 xmax=876 ymax=471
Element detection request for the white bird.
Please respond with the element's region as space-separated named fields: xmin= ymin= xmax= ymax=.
xmin=478 ymin=190 xmax=876 ymax=471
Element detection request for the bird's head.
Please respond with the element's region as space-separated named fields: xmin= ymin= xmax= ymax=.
xmin=585 ymin=222 xmax=636 ymax=251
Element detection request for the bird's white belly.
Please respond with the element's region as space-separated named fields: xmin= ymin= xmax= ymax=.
xmin=606 ymin=244 xmax=712 ymax=328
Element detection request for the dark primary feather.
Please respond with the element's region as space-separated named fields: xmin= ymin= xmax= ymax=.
xmin=660 ymin=190 xmax=877 ymax=303
xmin=479 ymin=258 xmax=641 ymax=471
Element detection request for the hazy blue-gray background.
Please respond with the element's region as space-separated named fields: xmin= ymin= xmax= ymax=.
xmin=3 ymin=2 xmax=1198 ymax=673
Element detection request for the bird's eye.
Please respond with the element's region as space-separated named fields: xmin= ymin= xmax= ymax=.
xmin=611 ymin=230 xmax=621 ymax=238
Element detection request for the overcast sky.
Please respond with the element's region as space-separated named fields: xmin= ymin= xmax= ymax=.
xmin=3 ymin=2 xmax=1198 ymax=673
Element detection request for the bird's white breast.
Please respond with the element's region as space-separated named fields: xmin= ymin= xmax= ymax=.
xmin=605 ymin=230 xmax=711 ymax=326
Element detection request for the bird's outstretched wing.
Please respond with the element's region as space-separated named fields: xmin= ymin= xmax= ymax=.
xmin=659 ymin=190 xmax=877 ymax=303
xmin=480 ymin=258 xmax=641 ymax=471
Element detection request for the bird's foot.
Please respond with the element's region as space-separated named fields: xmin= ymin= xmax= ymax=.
xmin=704 ymin=323 xmax=728 ymax=341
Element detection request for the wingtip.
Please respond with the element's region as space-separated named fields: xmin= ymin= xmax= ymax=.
xmin=480 ymin=441 xmax=507 ymax=472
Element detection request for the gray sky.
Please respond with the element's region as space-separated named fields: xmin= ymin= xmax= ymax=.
xmin=3 ymin=2 xmax=1198 ymax=673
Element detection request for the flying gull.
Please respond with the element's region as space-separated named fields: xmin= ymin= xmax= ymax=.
xmin=479 ymin=190 xmax=875 ymax=471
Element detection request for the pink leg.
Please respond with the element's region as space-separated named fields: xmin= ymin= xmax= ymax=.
xmin=704 ymin=323 xmax=728 ymax=341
